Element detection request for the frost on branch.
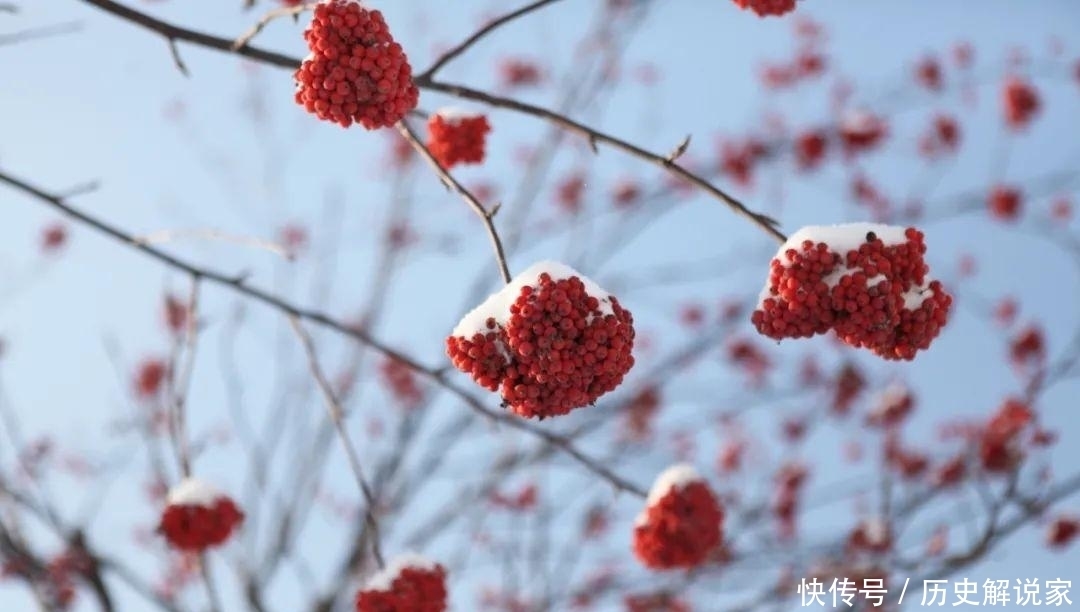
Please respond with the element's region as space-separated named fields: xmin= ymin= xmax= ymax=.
xmin=354 ymin=554 xmax=447 ymax=612
xmin=446 ymin=261 xmax=635 ymax=419
xmin=293 ymin=0 xmax=419 ymax=129
xmin=632 ymin=464 xmax=724 ymax=570
xmin=751 ymin=223 xmax=953 ymax=361
xmin=158 ymin=478 xmax=244 ymax=552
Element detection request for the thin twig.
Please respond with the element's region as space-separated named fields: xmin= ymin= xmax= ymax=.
xmin=417 ymin=0 xmax=566 ymax=80
xmin=395 ymin=121 xmax=512 ymax=284
xmin=0 ymin=21 xmax=81 ymax=46
xmin=232 ymin=2 xmax=310 ymax=51
xmin=288 ymin=316 xmax=385 ymax=568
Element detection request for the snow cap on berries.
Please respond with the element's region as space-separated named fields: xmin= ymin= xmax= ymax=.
xmin=166 ymin=477 xmax=224 ymax=508
xmin=447 ymin=261 xmax=635 ymax=419
xmin=751 ymin=223 xmax=952 ymax=361
xmin=355 ymin=553 xmax=447 ymax=612
xmin=633 ymin=464 xmax=724 ymax=569
xmin=294 ymin=0 xmax=419 ymax=129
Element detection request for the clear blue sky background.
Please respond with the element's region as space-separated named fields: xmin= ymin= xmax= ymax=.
xmin=1 ymin=0 xmax=1079 ymax=610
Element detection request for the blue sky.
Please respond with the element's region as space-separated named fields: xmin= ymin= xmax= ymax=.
xmin=2 ymin=0 xmax=1080 ymax=610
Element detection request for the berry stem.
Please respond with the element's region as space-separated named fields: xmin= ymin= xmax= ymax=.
xmin=416 ymin=0 xmax=568 ymax=81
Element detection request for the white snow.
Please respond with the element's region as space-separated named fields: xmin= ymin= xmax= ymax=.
xmin=841 ymin=109 xmax=881 ymax=134
xmin=635 ymin=463 xmax=705 ymax=526
xmin=757 ymin=223 xmax=912 ymax=308
xmin=451 ymin=260 xmax=615 ymax=339
xmin=434 ymin=107 xmax=482 ymax=123
xmin=166 ymin=477 xmax=222 ymax=508
xmin=363 ymin=553 xmax=440 ymax=593
xmin=875 ymin=382 xmax=909 ymax=409
xmin=861 ymin=516 xmax=890 ymax=546
xmin=902 ymin=278 xmax=936 ymax=309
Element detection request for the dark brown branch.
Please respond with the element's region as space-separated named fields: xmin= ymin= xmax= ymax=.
xmin=417 ymin=0 xmax=566 ymax=80
xmin=78 ymin=0 xmax=299 ymax=69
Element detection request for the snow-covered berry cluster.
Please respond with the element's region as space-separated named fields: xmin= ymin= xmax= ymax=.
xmin=632 ymin=464 xmax=723 ymax=570
xmin=294 ymin=0 xmax=418 ymax=129
xmin=731 ymin=0 xmax=797 ymax=18
xmin=157 ymin=478 xmax=244 ymax=552
xmin=426 ymin=109 xmax=491 ymax=169
xmin=446 ymin=261 xmax=635 ymax=419
xmin=354 ymin=554 xmax=447 ymax=612
xmin=751 ymin=223 xmax=953 ymax=361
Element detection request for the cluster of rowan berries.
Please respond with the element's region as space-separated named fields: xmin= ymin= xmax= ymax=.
xmin=751 ymin=224 xmax=953 ymax=361
xmin=354 ymin=556 xmax=447 ymax=612
xmin=731 ymin=0 xmax=797 ymax=18
xmin=632 ymin=465 xmax=724 ymax=569
xmin=772 ymin=461 xmax=807 ymax=539
xmin=294 ymin=0 xmax=418 ymax=129
xmin=425 ymin=110 xmax=491 ymax=169
xmin=1002 ymin=77 xmax=1041 ymax=130
xmin=379 ymin=357 xmax=423 ymax=408
xmin=134 ymin=358 xmax=168 ymax=399
xmin=979 ymin=398 xmax=1033 ymax=473
xmin=446 ymin=262 xmax=635 ymax=419
xmin=839 ymin=111 xmax=889 ymax=156
xmin=988 ymin=185 xmax=1023 ymax=221
xmin=157 ymin=479 xmax=244 ymax=552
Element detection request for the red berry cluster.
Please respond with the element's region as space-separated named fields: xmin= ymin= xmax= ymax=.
xmin=355 ymin=562 xmax=447 ymax=612
xmin=1047 ymin=516 xmax=1079 ymax=550
xmin=294 ymin=1 xmax=418 ymax=129
xmin=979 ymin=398 xmax=1033 ymax=473
xmin=751 ymin=225 xmax=953 ymax=361
xmin=915 ymin=55 xmax=943 ymax=91
xmin=987 ymin=185 xmax=1023 ymax=221
xmin=839 ymin=112 xmax=888 ymax=155
xmin=426 ymin=111 xmax=490 ymax=169
xmin=772 ymin=462 xmax=808 ymax=539
xmin=134 ymin=358 xmax=168 ymax=399
xmin=731 ymin=0 xmax=797 ymax=17
xmin=1002 ymin=77 xmax=1041 ymax=130
xmin=41 ymin=222 xmax=67 ymax=254
xmin=379 ymin=357 xmax=423 ymax=408
xmin=158 ymin=497 xmax=244 ymax=552
xmin=865 ymin=384 xmax=914 ymax=428
xmin=446 ymin=264 xmax=635 ymax=419
xmin=794 ymin=129 xmax=828 ymax=171
xmin=633 ymin=474 xmax=723 ymax=569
